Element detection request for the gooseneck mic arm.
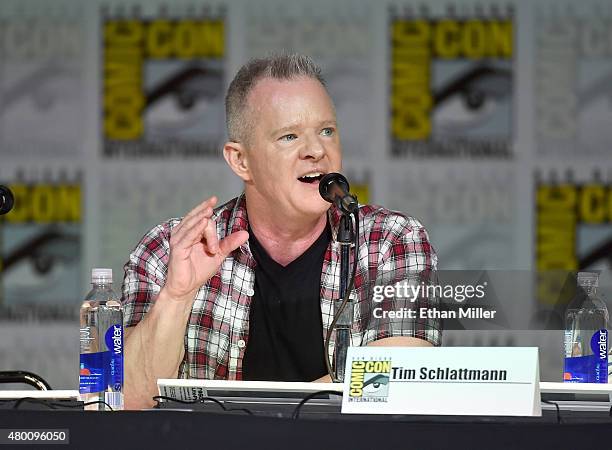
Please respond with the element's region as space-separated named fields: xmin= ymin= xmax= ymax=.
xmin=0 ymin=185 xmax=14 ymax=216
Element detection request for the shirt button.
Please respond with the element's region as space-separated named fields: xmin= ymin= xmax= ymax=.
xmin=246 ymin=289 xmax=254 ymax=296
xmin=237 ymin=339 xmax=246 ymax=349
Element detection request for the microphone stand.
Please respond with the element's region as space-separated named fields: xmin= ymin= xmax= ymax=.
xmin=333 ymin=212 xmax=354 ymax=382
xmin=319 ymin=173 xmax=359 ymax=383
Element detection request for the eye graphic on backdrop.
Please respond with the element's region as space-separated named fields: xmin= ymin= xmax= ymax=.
xmin=579 ymin=236 xmax=612 ymax=270
xmin=0 ymin=63 xmax=81 ymax=152
xmin=432 ymin=65 xmax=512 ymax=134
xmin=362 ymin=374 xmax=389 ymax=395
xmin=144 ymin=64 xmax=223 ymax=136
xmin=0 ymin=65 xmax=77 ymax=116
xmin=2 ymin=228 xmax=80 ymax=294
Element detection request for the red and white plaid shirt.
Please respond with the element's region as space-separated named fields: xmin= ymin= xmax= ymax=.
xmin=121 ymin=194 xmax=440 ymax=380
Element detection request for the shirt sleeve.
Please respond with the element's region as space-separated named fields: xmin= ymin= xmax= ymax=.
xmin=360 ymin=214 xmax=441 ymax=347
xmin=121 ymin=221 xmax=173 ymax=329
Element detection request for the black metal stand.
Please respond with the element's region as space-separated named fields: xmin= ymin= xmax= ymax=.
xmin=332 ymin=213 xmax=355 ymax=382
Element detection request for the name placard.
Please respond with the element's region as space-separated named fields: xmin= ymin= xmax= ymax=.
xmin=341 ymin=347 xmax=540 ymax=416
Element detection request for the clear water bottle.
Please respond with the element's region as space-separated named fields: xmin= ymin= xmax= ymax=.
xmin=563 ymin=272 xmax=609 ymax=383
xmin=79 ymin=268 xmax=124 ymax=410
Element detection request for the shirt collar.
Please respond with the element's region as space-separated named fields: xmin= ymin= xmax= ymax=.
xmin=227 ymin=192 xmax=344 ymax=255
xmin=228 ymin=192 xmax=249 ymax=235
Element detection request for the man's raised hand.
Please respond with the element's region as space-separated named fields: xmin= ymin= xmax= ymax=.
xmin=163 ymin=196 xmax=249 ymax=301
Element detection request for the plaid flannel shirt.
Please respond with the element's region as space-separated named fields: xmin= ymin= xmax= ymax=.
xmin=121 ymin=194 xmax=440 ymax=380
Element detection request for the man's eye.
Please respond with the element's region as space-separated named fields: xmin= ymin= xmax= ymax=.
xmin=280 ymin=134 xmax=297 ymax=141
xmin=321 ymin=127 xmax=334 ymax=136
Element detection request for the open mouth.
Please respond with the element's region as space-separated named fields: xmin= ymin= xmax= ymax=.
xmin=297 ymin=173 xmax=325 ymax=184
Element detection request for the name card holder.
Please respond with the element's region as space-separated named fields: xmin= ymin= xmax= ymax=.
xmin=341 ymin=347 xmax=540 ymax=416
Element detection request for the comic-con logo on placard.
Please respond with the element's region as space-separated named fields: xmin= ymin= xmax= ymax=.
xmin=348 ymin=358 xmax=391 ymax=402
xmin=102 ymin=5 xmax=225 ymax=159
xmin=390 ymin=4 xmax=513 ymax=159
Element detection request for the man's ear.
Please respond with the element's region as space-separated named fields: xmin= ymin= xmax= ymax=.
xmin=223 ymin=141 xmax=251 ymax=182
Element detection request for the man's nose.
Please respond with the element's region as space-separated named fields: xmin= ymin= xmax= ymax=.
xmin=300 ymin=134 xmax=326 ymax=160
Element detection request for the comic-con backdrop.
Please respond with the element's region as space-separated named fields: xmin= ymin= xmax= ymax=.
xmin=1 ymin=0 xmax=611 ymax=389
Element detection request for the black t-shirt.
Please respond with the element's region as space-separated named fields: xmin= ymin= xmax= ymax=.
xmin=242 ymin=224 xmax=330 ymax=381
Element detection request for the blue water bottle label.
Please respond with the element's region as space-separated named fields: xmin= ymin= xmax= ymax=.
xmin=79 ymin=352 xmax=104 ymax=394
xmin=104 ymin=323 xmax=124 ymax=391
xmin=563 ymin=329 xmax=608 ymax=383
xmin=590 ymin=329 xmax=608 ymax=383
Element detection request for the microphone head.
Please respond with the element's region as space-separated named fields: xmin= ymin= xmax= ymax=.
xmin=0 ymin=185 xmax=14 ymax=216
xmin=319 ymin=172 xmax=350 ymax=203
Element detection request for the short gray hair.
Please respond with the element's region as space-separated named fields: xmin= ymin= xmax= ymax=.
xmin=225 ymin=54 xmax=327 ymax=143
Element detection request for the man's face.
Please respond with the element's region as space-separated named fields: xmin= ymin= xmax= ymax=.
xmin=242 ymin=76 xmax=342 ymax=220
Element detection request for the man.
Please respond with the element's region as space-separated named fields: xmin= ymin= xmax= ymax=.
xmin=121 ymin=54 xmax=439 ymax=409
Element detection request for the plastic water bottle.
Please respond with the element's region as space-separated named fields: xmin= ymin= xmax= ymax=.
xmin=563 ymin=272 xmax=609 ymax=383
xmin=79 ymin=268 xmax=124 ymax=410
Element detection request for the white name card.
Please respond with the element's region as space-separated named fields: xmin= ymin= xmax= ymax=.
xmin=341 ymin=346 xmax=541 ymax=416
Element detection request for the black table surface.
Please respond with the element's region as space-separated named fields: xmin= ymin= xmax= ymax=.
xmin=1 ymin=408 xmax=611 ymax=450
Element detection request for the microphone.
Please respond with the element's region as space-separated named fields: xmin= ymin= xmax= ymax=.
xmin=0 ymin=185 xmax=15 ymax=216
xmin=319 ymin=173 xmax=358 ymax=214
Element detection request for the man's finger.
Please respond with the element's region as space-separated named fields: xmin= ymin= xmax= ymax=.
xmin=175 ymin=217 xmax=209 ymax=250
xmin=218 ymin=230 xmax=249 ymax=259
xmin=174 ymin=197 xmax=217 ymax=233
xmin=176 ymin=197 xmax=216 ymax=231
xmin=201 ymin=217 xmax=219 ymax=254
xmin=172 ymin=209 xmax=210 ymax=242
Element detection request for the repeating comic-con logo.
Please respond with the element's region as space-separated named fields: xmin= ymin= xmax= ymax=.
xmin=245 ymin=0 xmax=374 ymax=159
xmin=386 ymin=166 xmax=517 ymax=269
xmin=102 ymin=4 xmax=226 ymax=159
xmin=534 ymin=169 xmax=612 ymax=324
xmin=0 ymin=2 xmax=86 ymax=157
xmin=535 ymin=5 xmax=612 ymax=157
xmin=348 ymin=358 xmax=391 ymax=402
xmin=0 ymin=169 xmax=82 ymax=319
xmin=390 ymin=4 xmax=514 ymax=159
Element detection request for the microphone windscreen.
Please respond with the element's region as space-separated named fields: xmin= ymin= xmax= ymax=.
xmin=319 ymin=173 xmax=350 ymax=203
xmin=0 ymin=185 xmax=14 ymax=216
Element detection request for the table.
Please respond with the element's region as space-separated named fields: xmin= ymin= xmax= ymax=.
xmin=1 ymin=408 xmax=611 ymax=450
